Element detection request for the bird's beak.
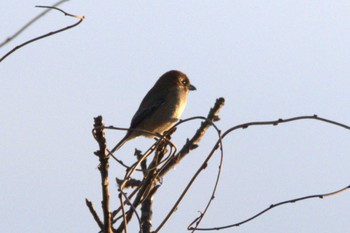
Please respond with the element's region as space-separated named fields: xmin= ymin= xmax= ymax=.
xmin=189 ymin=84 xmax=196 ymax=91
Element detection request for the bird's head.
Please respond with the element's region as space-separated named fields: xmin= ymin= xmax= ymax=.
xmin=155 ymin=70 xmax=196 ymax=92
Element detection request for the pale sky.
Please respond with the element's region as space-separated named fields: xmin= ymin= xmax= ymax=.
xmin=1 ymin=1 xmax=350 ymax=233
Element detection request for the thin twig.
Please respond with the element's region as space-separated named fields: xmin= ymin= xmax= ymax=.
xmin=189 ymin=132 xmax=224 ymax=233
xmin=119 ymin=193 xmax=128 ymax=233
xmin=0 ymin=6 xmax=84 ymax=63
xmin=85 ymin=198 xmax=104 ymax=230
xmin=118 ymin=189 xmax=143 ymax=233
xmin=222 ymin=115 xmax=350 ymax=138
xmin=189 ymin=185 xmax=350 ymax=231
xmin=112 ymin=185 xmax=142 ymax=223
xmin=35 ymin=5 xmax=83 ymax=19
xmin=115 ymin=163 xmax=156 ymax=232
xmin=114 ymin=140 xmax=171 ymax=232
xmin=0 ymin=0 xmax=68 ymax=48
xmin=188 ymin=114 xmax=350 ymax=230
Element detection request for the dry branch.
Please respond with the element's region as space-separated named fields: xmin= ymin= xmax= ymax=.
xmin=188 ymin=114 xmax=350 ymax=231
xmin=93 ymin=116 xmax=113 ymax=233
xmin=0 ymin=6 xmax=84 ymax=63
xmin=189 ymin=184 xmax=350 ymax=231
xmin=86 ymin=198 xmax=104 ymax=230
xmin=0 ymin=0 xmax=68 ymax=48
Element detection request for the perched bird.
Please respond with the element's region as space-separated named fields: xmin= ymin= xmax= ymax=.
xmin=111 ymin=70 xmax=196 ymax=153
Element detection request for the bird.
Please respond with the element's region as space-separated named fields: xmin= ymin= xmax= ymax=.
xmin=110 ymin=70 xmax=196 ymax=153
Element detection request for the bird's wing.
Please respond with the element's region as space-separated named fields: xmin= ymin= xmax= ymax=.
xmin=130 ymin=95 xmax=166 ymax=129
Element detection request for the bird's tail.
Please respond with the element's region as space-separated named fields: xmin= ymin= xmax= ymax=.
xmin=108 ymin=134 xmax=129 ymax=156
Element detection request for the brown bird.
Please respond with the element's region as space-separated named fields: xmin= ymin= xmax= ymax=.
xmin=111 ymin=70 xmax=196 ymax=153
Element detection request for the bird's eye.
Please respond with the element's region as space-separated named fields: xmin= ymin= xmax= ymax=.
xmin=181 ymin=79 xmax=188 ymax=86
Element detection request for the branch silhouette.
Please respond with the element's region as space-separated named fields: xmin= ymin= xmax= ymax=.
xmin=0 ymin=0 xmax=68 ymax=48
xmin=188 ymin=114 xmax=350 ymax=231
xmin=0 ymin=5 xmax=84 ymax=63
xmin=189 ymin=185 xmax=350 ymax=231
xmin=89 ymin=98 xmax=349 ymax=233
xmin=154 ymin=98 xmax=225 ymax=233
xmin=89 ymin=98 xmax=224 ymax=233
xmin=92 ymin=116 xmax=113 ymax=233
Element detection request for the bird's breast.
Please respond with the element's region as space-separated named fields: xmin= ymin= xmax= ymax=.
xmin=167 ymin=88 xmax=188 ymax=119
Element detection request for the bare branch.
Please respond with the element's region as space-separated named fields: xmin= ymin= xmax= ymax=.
xmin=35 ymin=5 xmax=84 ymax=19
xmin=118 ymin=193 xmax=129 ymax=233
xmin=0 ymin=6 xmax=84 ymax=63
xmin=110 ymin=99 xmax=225 ymax=233
xmin=141 ymin=185 xmax=159 ymax=233
xmin=154 ymin=98 xmax=225 ymax=233
xmin=188 ymin=114 xmax=350 ymax=231
xmin=114 ymin=153 xmax=160 ymax=232
xmin=93 ymin=108 xmax=350 ymax=232
xmin=93 ymin=116 xmax=113 ymax=233
xmin=222 ymin=115 xmax=350 ymax=137
xmin=189 ymin=185 xmax=350 ymax=231
xmin=85 ymin=198 xmax=104 ymax=230
xmin=119 ymin=189 xmax=143 ymax=233
xmin=189 ymin=133 xmax=224 ymax=233
xmin=0 ymin=0 xmax=68 ymax=48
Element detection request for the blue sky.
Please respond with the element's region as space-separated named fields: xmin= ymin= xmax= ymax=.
xmin=1 ymin=1 xmax=350 ymax=232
